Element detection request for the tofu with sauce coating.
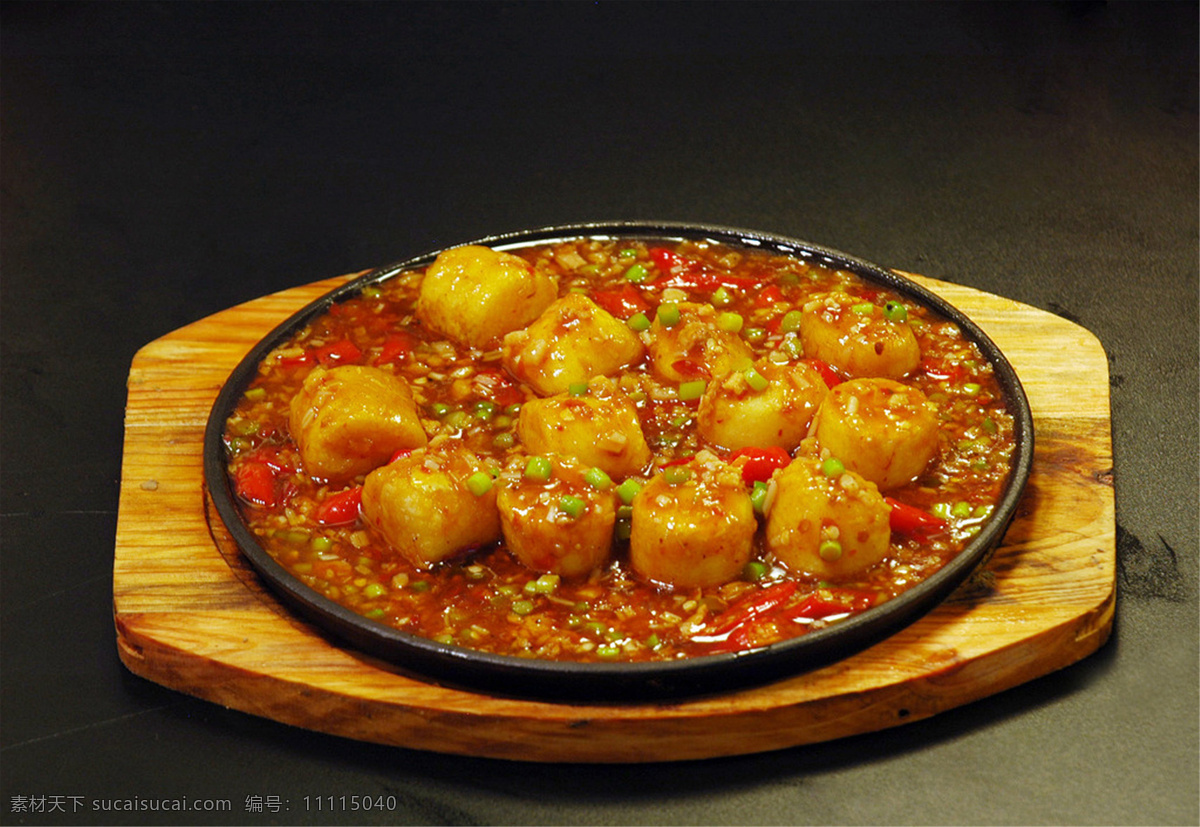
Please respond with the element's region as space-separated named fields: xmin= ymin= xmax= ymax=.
xmin=764 ymin=457 xmax=891 ymax=580
xmin=361 ymin=446 xmax=502 ymax=569
xmin=496 ymin=457 xmax=616 ymax=578
xmin=629 ymin=452 xmax=755 ymax=588
xmin=799 ymin=292 xmax=920 ymax=379
xmin=516 ymin=378 xmax=651 ymax=479
xmin=416 ymin=245 xmax=557 ymax=348
xmin=644 ymin=302 xmax=754 ymax=383
xmin=697 ymin=360 xmax=828 ymax=452
xmin=811 ymin=377 xmax=939 ymax=490
xmin=288 ymin=365 xmax=427 ymax=484
xmin=501 ymin=293 xmax=645 ymax=396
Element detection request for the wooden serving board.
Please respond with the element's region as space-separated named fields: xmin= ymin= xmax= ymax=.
xmin=113 ymin=271 xmax=1115 ymax=763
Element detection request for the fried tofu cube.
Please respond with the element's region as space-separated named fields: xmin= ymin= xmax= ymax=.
xmin=516 ymin=379 xmax=651 ymax=479
xmin=629 ymin=452 xmax=755 ymax=588
xmin=501 ymin=293 xmax=645 ymax=396
xmin=697 ymin=360 xmax=828 ymax=452
xmin=361 ymin=447 xmax=501 ymax=569
xmin=496 ymin=458 xmax=616 ymax=577
xmin=288 ymin=365 xmax=427 ymax=484
xmin=645 ymin=301 xmax=754 ymax=383
xmin=416 ymin=245 xmax=557 ymax=348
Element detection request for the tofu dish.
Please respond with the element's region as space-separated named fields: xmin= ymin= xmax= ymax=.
xmin=221 ymin=238 xmax=1018 ymax=662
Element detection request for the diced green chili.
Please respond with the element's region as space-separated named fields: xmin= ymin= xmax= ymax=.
xmin=524 ymin=456 xmax=553 ymax=481
xmin=585 ymin=467 xmax=613 ymax=490
xmin=780 ymin=310 xmax=804 ymax=333
xmin=616 ymin=478 xmax=642 ymax=504
xmin=466 ymin=471 xmax=494 ymax=497
xmin=627 ymin=312 xmax=651 ymax=332
xmin=558 ymin=495 xmax=585 ymax=519
xmin=678 ymin=380 xmax=706 ymax=401
xmin=657 ymin=302 xmax=681 ymax=327
xmin=884 ymin=301 xmax=908 ymax=322
xmin=663 ymin=465 xmax=692 ymax=486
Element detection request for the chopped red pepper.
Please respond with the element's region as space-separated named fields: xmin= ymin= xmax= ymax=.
xmin=591 ymin=284 xmax=649 ymax=317
xmin=314 ymin=339 xmax=362 ymax=367
xmin=648 ymin=247 xmax=759 ymax=292
xmin=234 ymin=461 xmax=279 ymax=508
xmin=388 ymin=448 xmax=413 ymax=464
xmin=670 ymin=357 xmax=709 ymax=379
xmin=374 ymin=331 xmax=416 ymax=366
xmin=730 ymin=446 xmax=792 ymax=484
xmin=754 ymin=284 xmax=784 ymax=307
xmin=315 ymin=486 xmax=363 ymax=526
xmin=806 ymin=358 xmax=843 ymax=388
xmin=779 ymin=588 xmax=876 ymax=622
xmin=922 ymin=359 xmax=966 ymax=384
xmin=705 ymin=581 xmax=798 ymax=637
xmin=276 ymin=350 xmax=316 ymax=370
xmin=885 ymin=497 xmax=948 ymax=537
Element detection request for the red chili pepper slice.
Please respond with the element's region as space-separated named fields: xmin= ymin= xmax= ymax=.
xmin=314 ymin=339 xmax=362 ymax=367
xmin=591 ymin=284 xmax=649 ymax=317
xmin=806 ymin=358 xmax=843 ymax=388
xmin=234 ymin=461 xmax=279 ymax=508
xmin=649 ymin=247 xmax=759 ymax=292
xmin=779 ymin=588 xmax=877 ymax=622
xmin=754 ymin=284 xmax=784 ymax=307
xmin=388 ymin=448 xmax=413 ymax=464
xmin=885 ymin=497 xmax=948 ymax=536
xmin=374 ymin=331 xmax=416 ymax=366
xmin=277 ymin=350 xmax=316 ymax=370
xmin=315 ymin=486 xmax=363 ymax=526
xmin=705 ymin=581 xmax=798 ymax=637
xmin=730 ymin=446 xmax=792 ymax=484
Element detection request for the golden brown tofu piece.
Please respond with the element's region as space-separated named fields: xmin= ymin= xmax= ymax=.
xmin=811 ymin=377 xmax=939 ymax=490
xmin=644 ymin=301 xmax=754 ymax=383
xmin=416 ymin=245 xmax=557 ymax=348
xmin=501 ymin=293 xmax=645 ymax=396
xmin=764 ymin=457 xmax=891 ymax=580
xmin=288 ymin=365 xmax=427 ymax=484
xmin=496 ymin=457 xmax=616 ymax=578
xmin=515 ymin=379 xmax=651 ymax=479
xmin=361 ymin=446 xmax=501 ymax=569
xmin=629 ymin=452 xmax=755 ymax=588
xmin=799 ymin=292 xmax=921 ymax=379
xmin=697 ymin=360 xmax=828 ymax=452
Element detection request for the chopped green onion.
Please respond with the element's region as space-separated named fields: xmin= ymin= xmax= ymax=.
xmin=616 ymin=478 xmax=642 ymax=504
xmin=744 ymin=367 xmax=769 ymax=392
xmin=492 ymin=431 xmax=516 ymax=449
xmin=884 ymin=301 xmax=908 ymax=322
xmin=585 ymin=467 xmax=613 ymax=490
xmin=568 ymin=380 xmax=590 ymax=396
xmin=743 ymin=326 xmax=766 ymax=343
xmin=780 ymin=310 xmax=804 ymax=333
xmin=711 ymin=286 xmax=733 ymax=307
xmin=656 ymin=302 xmax=681 ymax=327
xmin=851 ymin=302 xmax=876 ymax=315
xmin=962 ymin=382 xmax=982 ymax=396
xmin=619 ymin=248 xmax=638 ymax=259
xmin=363 ymin=582 xmax=387 ymax=599
xmin=473 ymin=400 xmax=497 ymax=420
xmin=466 ymin=471 xmax=494 ymax=497
xmin=310 ymin=536 xmax=334 ymax=554
xmin=596 ymin=644 xmax=622 ymax=660
xmin=625 ymin=263 xmax=650 ymax=283
xmin=614 ymin=520 xmax=632 ymax=541
xmin=616 ymin=504 xmax=633 ymax=520
xmin=511 ymin=599 xmax=534 ymax=616
xmin=243 ymin=387 xmax=266 ymax=401
xmin=983 ymin=417 xmax=998 ymax=434
xmin=627 ymin=312 xmax=651 ymax=332
xmin=645 ymin=633 xmax=661 ymax=649
xmin=818 ymin=539 xmax=843 ymax=561
xmin=431 ymin=402 xmax=451 ymax=418
xmin=524 ymin=456 xmax=553 ymax=481
xmin=663 ymin=465 xmax=692 ymax=486
xmin=558 ymin=495 xmax=585 ymax=519
xmin=678 ymin=380 xmax=707 ymax=401
xmin=750 ymin=480 xmax=769 ymax=513
xmin=524 ymin=573 xmax=561 ymax=595
xmin=444 ymin=410 xmax=472 ymax=429
xmin=951 ymin=501 xmax=973 ymax=518
xmin=743 ymin=560 xmax=768 ymax=581
xmin=821 ymin=457 xmax=845 ymax=477
xmin=717 ymin=312 xmax=744 ymax=333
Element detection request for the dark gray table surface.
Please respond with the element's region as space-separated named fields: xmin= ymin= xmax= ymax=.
xmin=2 ymin=2 xmax=1196 ymax=825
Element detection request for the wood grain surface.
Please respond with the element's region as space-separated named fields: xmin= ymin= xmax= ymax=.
xmin=113 ymin=271 xmax=1115 ymax=763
